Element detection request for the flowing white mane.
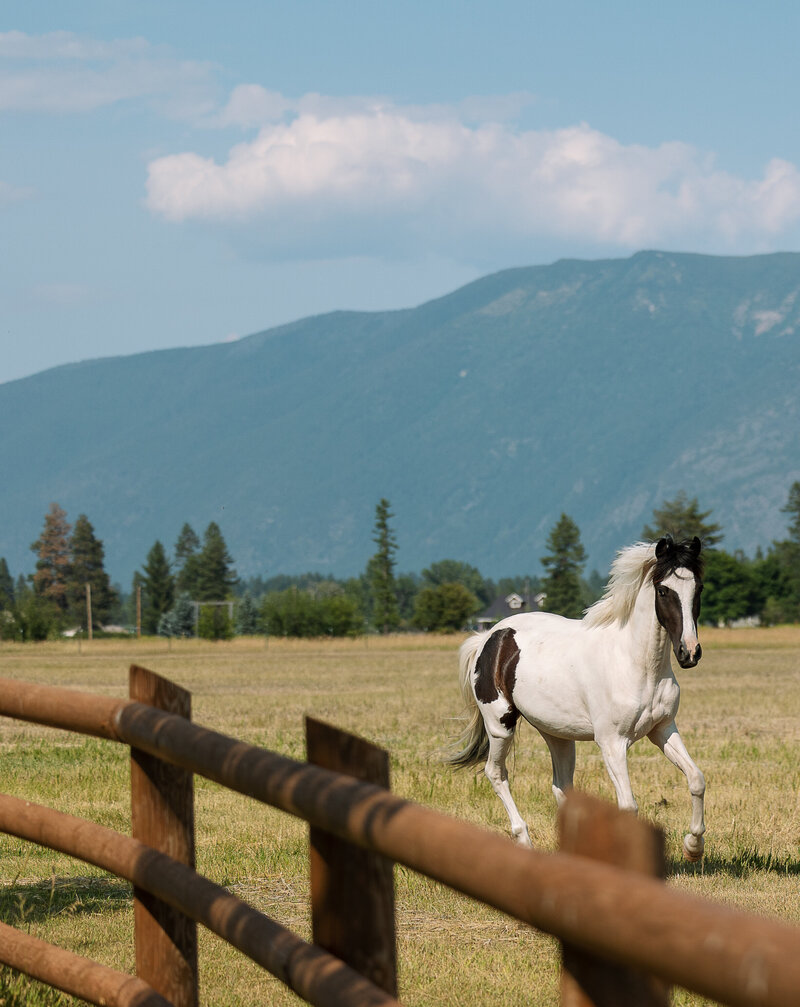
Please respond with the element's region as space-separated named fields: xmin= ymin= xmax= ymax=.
xmin=583 ymin=541 xmax=657 ymax=628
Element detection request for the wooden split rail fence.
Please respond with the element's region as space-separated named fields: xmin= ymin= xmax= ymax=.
xmin=0 ymin=666 xmax=798 ymax=1006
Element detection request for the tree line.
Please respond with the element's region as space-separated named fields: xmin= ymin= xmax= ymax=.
xmin=518 ymin=487 xmax=800 ymax=628
xmin=0 ymin=504 xmax=117 ymax=641
xmin=1 ymin=483 xmax=799 ymax=640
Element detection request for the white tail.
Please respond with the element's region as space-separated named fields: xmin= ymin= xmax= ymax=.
xmin=446 ymin=631 xmax=492 ymax=768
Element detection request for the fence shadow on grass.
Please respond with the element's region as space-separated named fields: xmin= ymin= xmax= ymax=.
xmin=0 ymin=876 xmax=131 ymax=926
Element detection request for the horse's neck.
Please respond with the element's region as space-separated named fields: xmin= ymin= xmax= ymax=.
xmin=627 ymin=586 xmax=671 ymax=677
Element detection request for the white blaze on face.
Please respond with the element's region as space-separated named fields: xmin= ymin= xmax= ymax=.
xmin=661 ymin=569 xmax=699 ymax=655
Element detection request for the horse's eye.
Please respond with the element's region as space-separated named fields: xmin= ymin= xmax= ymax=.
xmin=657 ymin=586 xmax=667 ymax=597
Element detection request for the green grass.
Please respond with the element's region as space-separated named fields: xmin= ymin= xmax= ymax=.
xmin=1 ymin=629 xmax=800 ymax=1004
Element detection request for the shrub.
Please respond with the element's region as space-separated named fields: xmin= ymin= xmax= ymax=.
xmin=197 ymin=604 xmax=234 ymax=641
xmin=8 ymin=595 xmax=62 ymax=641
xmin=261 ymin=589 xmax=363 ymax=637
xmin=413 ymin=582 xmax=479 ymax=632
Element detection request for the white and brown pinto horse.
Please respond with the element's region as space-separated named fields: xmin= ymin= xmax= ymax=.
xmin=449 ymin=536 xmax=706 ymax=860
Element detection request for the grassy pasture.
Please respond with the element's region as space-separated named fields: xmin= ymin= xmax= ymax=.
xmin=0 ymin=628 xmax=799 ymax=1005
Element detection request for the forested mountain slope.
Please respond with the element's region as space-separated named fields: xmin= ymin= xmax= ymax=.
xmin=2 ymin=250 xmax=798 ymax=582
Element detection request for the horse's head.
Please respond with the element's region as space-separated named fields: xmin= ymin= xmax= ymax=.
xmin=653 ymin=535 xmax=704 ymax=669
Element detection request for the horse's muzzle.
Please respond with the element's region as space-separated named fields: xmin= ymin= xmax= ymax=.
xmin=676 ymin=643 xmax=702 ymax=668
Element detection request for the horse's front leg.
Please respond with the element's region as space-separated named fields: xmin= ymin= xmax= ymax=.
xmin=649 ymin=720 xmax=705 ymax=861
xmin=541 ymin=732 xmax=576 ymax=807
xmin=596 ymin=735 xmax=638 ymax=815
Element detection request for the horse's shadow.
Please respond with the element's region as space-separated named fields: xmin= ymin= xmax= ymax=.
xmin=0 ymin=876 xmax=131 ymax=926
xmin=669 ymin=848 xmax=800 ymax=879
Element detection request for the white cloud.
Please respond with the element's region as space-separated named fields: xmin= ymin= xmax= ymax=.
xmin=0 ymin=30 xmax=218 ymax=118
xmin=8 ymin=30 xmax=796 ymax=260
xmin=145 ymin=104 xmax=800 ymax=256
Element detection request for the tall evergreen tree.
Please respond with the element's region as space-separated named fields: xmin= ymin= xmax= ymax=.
xmin=194 ymin=522 xmax=237 ymax=601
xmin=139 ymin=541 xmax=175 ymax=634
xmin=31 ymin=503 xmax=72 ymax=611
xmin=67 ymin=514 xmax=117 ymax=628
xmin=368 ymin=498 xmax=399 ymax=633
xmin=642 ymin=492 xmax=723 ymax=548
xmin=540 ymin=513 xmax=587 ymax=619
xmin=0 ymin=558 xmax=14 ymax=609
xmin=175 ymin=522 xmax=201 ymax=566
xmin=174 ymin=523 xmax=202 ymax=595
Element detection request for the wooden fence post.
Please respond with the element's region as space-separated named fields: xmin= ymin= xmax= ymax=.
xmin=306 ymin=717 xmax=398 ymax=997
xmin=558 ymin=791 xmax=669 ymax=1007
xmin=130 ymin=665 xmax=198 ymax=1007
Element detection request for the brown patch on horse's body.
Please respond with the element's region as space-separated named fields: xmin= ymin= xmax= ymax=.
xmin=474 ymin=627 xmax=520 ymax=729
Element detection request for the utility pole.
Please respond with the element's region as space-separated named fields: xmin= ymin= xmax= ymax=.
xmin=136 ymin=585 xmax=142 ymax=639
xmin=85 ymin=582 xmax=93 ymax=642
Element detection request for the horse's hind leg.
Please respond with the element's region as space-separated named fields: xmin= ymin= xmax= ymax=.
xmin=540 ymin=732 xmax=576 ymax=807
xmin=648 ymin=720 xmax=706 ymax=861
xmin=484 ymin=729 xmax=532 ymax=846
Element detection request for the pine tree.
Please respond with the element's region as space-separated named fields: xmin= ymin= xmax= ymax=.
xmin=642 ymin=492 xmax=723 ymax=548
xmin=194 ymin=523 xmax=237 ymax=601
xmin=0 ymin=558 xmax=14 ymax=609
xmin=540 ymin=513 xmax=587 ymax=619
xmin=174 ymin=523 xmax=201 ymax=595
xmin=139 ymin=541 xmax=175 ymax=635
xmin=67 ymin=514 xmax=117 ymax=628
xmin=159 ymin=592 xmax=196 ymax=638
xmin=31 ymin=503 xmax=72 ymax=611
xmin=369 ymin=498 xmax=399 ymax=633
xmin=236 ymin=594 xmax=260 ymax=635
xmin=175 ymin=523 xmax=201 ymax=566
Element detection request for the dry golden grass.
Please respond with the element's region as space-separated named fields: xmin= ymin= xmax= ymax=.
xmin=1 ymin=627 xmax=800 ymax=1004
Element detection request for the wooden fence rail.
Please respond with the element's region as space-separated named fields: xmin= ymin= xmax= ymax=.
xmin=0 ymin=792 xmax=397 ymax=1007
xmin=0 ymin=667 xmax=800 ymax=1006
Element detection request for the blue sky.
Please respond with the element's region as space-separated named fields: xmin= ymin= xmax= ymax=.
xmin=3 ymin=1 xmax=800 ymax=384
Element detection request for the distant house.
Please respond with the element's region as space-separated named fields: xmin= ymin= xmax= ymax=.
xmin=475 ymin=590 xmax=544 ymax=629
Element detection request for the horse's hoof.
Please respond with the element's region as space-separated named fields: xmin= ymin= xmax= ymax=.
xmin=683 ymin=834 xmax=704 ymax=862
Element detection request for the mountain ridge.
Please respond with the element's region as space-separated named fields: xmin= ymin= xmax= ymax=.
xmin=2 ymin=249 xmax=799 ymax=585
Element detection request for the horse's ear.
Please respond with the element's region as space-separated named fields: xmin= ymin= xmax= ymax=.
xmin=655 ymin=535 xmax=673 ymax=558
xmin=690 ymin=536 xmax=702 ymax=555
